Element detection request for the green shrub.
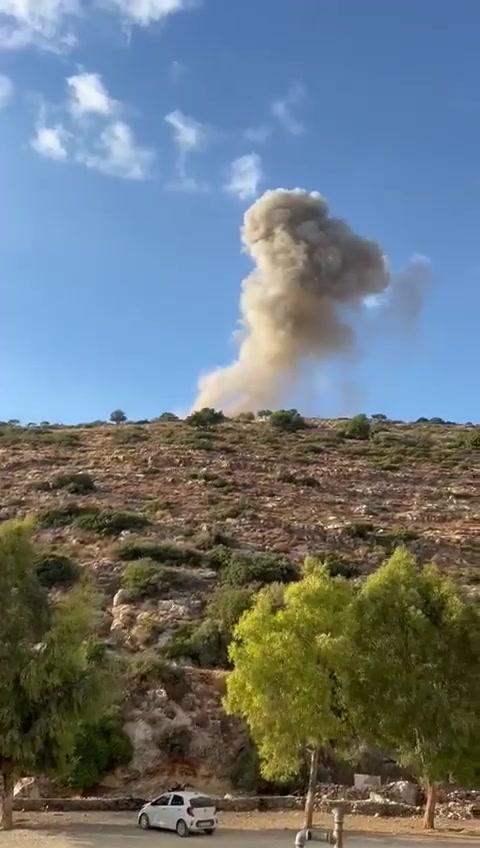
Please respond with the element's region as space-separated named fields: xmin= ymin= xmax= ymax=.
xmin=257 ymin=409 xmax=272 ymax=417
xmin=322 ymin=554 xmax=360 ymax=580
xmin=75 ymin=509 xmax=150 ymax=536
xmin=269 ymin=409 xmax=306 ymax=432
xmin=63 ymin=709 xmax=132 ymax=791
xmin=125 ymin=652 xmax=190 ymax=700
xmin=38 ymin=503 xmax=95 ymax=528
xmin=339 ymin=414 xmax=371 ymax=440
xmin=186 ymin=408 xmax=225 ymax=428
xmin=468 ymin=430 xmax=480 ymax=448
xmin=374 ymin=529 xmax=419 ymax=553
xmin=120 ymin=560 xmax=180 ymax=598
xmin=372 ymin=413 xmax=388 ymax=421
xmin=157 ymin=412 xmax=179 ymax=421
xmin=347 ymin=521 xmax=376 ymax=539
xmin=206 ymin=584 xmax=254 ymax=629
xmin=112 ymin=426 xmax=149 ymax=444
xmin=117 ymin=540 xmax=203 ymax=567
xmin=34 ymin=552 xmax=80 ymax=588
xmin=221 ymin=554 xmax=298 ymax=587
xmin=236 ymin=412 xmax=255 ymax=422
xmin=52 ymin=472 xmax=96 ymax=494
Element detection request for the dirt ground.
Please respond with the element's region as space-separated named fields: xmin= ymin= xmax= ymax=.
xmin=1 ymin=810 xmax=479 ymax=846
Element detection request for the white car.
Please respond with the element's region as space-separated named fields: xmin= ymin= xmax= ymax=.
xmin=138 ymin=790 xmax=218 ymax=837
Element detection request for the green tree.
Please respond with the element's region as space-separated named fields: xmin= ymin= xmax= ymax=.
xmin=185 ymin=407 xmax=225 ymax=427
xmin=63 ymin=708 xmax=132 ymax=791
xmin=224 ymin=562 xmax=353 ymax=830
xmin=339 ymin=413 xmax=371 ymax=440
xmin=110 ymin=409 xmax=127 ymax=424
xmin=0 ymin=520 xmax=113 ymax=829
xmin=343 ymin=548 xmax=480 ymax=830
xmin=269 ymin=409 xmax=306 ymax=432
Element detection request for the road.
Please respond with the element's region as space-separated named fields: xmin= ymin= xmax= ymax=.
xmin=1 ymin=817 xmax=477 ymax=848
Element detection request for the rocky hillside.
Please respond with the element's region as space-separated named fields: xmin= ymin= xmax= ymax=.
xmin=0 ymin=414 xmax=478 ymax=795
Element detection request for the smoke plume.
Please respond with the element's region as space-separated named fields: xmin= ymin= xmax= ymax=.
xmin=193 ymin=188 xmax=420 ymax=414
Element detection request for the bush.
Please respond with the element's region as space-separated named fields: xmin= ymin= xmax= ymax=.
xmin=63 ymin=709 xmax=132 ymax=791
xmin=157 ymin=412 xmax=179 ymax=421
xmin=269 ymin=409 xmax=306 ymax=432
xmin=125 ymin=652 xmax=190 ymax=700
xmin=75 ymin=509 xmax=150 ymax=536
xmin=206 ymin=584 xmax=254 ymax=630
xmin=374 ymin=528 xmax=419 ymax=553
xmin=117 ymin=540 xmax=203 ymax=567
xmin=186 ymin=407 xmax=225 ymax=428
xmin=321 ymin=554 xmax=360 ymax=580
xmin=34 ymin=552 xmax=80 ymax=588
xmin=236 ymin=412 xmax=255 ymax=422
xmin=38 ymin=503 xmax=94 ymax=528
xmin=221 ymin=554 xmax=298 ymax=587
xmin=111 ymin=427 xmax=149 ymax=444
xmin=371 ymin=413 xmax=388 ymax=421
xmin=120 ymin=560 xmax=180 ymax=598
xmin=339 ymin=414 xmax=371 ymax=440
xmin=52 ymin=472 xmax=96 ymax=494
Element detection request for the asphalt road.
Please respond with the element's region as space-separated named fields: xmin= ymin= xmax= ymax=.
xmin=2 ymin=822 xmax=475 ymax=848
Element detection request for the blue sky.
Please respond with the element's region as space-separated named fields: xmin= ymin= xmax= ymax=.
xmin=1 ymin=0 xmax=479 ymax=424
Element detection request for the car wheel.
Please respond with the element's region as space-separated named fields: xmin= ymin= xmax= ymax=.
xmin=139 ymin=813 xmax=150 ymax=830
xmin=204 ymin=828 xmax=215 ymax=835
xmin=176 ymin=819 xmax=190 ymax=837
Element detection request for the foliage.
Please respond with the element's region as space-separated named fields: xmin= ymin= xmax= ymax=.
xmin=34 ymin=551 xmax=80 ymax=589
xmin=0 ymin=519 xmax=113 ymax=829
xmin=342 ymin=548 xmax=480 ymax=827
xmin=186 ymin=407 xmax=225 ymax=428
xmin=224 ymin=563 xmax=353 ymax=781
xmin=257 ymin=409 xmax=272 ymax=418
xmin=221 ymin=553 xmax=298 ymax=587
xmin=52 ymin=472 xmax=96 ymax=494
xmin=74 ymin=508 xmax=150 ymax=536
xmin=339 ymin=414 xmax=371 ymax=440
xmin=236 ymin=412 xmax=255 ymax=422
xmin=371 ymin=413 xmax=388 ymax=421
xmin=157 ymin=412 xmax=179 ymax=421
xmin=269 ymin=409 xmax=306 ymax=432
xmin=117 ymin=539 xmax=203 ymax=567
xmin=110 ymin=409 xmax=127 ymax=424
xmin=120 ymin=560 xmax=180 ymax=599
xmin=38 ymin=503 xmax=94 ymax=528
xmin=111 ymin=426 xmax=149 ymax=444
xmin=312 ymin=554 xmax=360 ymax=580
xmin=63 ymin=709 xmax=132 ymax=791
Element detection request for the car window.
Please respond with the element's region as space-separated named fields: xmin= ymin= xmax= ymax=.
xmin=171 ymin=794 xmax=184 ymax=806
xmin=190 ymin=796 xmax=214 ymax=808
xmin=152 ymin=794 xmax=171 ymax=806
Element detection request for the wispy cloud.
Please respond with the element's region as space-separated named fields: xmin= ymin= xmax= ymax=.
xmin=67 ymin=72 xmax=118 ymax=119
xmin=164 ymin=108 xmax=208 ymax=190
xmin=244 ymin=124 xmax=272 ymax=144
xmin=271 ymin=82 xmax=306 ymax=135
xmin=106 ymin=0 xmax=197 ymax=27
xmin=0 ymin=0 xmax=78 ymax=52
xmin=0 ymin=73 xmax=13 ymax=107
xmin=225 ymin=153 xmax=263 ymax=201
xmin=77 ymin=120 xmax=155 ymax=180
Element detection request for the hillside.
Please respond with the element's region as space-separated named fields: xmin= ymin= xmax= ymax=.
xmin=0 ymin=414 xmax=478 ymax=795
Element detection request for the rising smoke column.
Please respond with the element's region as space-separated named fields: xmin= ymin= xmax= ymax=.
xmin=193 ymin=188 xmax=391 ymax=414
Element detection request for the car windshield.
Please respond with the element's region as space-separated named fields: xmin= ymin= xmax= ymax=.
xmin=190 ymin=797 xmax=214 ymax=808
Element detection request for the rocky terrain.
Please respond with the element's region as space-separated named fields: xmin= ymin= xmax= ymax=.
xmin=0 ymin=414 xmax=478 ymax=796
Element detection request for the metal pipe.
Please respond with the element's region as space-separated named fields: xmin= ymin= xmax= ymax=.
xmin=332 ymin=806 xmax=345 ymax=848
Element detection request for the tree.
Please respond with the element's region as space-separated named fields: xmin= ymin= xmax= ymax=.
xmin=110 ymin=409 xmax=127 ymax=424
xmin=0 ymin=520 xmax=114 ymax=829
xmin=339 ymin=413 xmax=371 ymax=440
xmin=185 ymin=407 xmax=225 ymax=427
xmin=269 ymin=409 xmax=306 ymax=432
xmin=224 ymin=562 xmax=353 ymax=830
xmin=343 ymin=548 xmax=480 ymax=830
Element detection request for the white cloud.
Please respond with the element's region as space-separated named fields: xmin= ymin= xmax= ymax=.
xmin=272 ymin=82 xmax=306 ymax=135
xmin=225 ymin=153 xmax=263 ymax=201
xmin=31 ymin=123 xmax=70 ymax=161
xmin=0 ymin=0 xmax=79 ymax=52
xmin=77 ymin=120 xmax=155 ymax=180
xmin=67 ymin=72 xmax=118 ymax=119
xmin=0 ymin=73 xmax=13 ymax=107
xmin=106 ymin=0 xmax=196 ymax=26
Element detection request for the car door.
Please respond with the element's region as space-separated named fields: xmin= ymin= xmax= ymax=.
xmin=169 ymin=793 xmax=185 ymax=829
xmin=150 ymin=794 xmax=172 ymax=828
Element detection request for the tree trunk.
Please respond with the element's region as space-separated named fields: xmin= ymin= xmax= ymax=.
xmin=303 ymin=748 xmax=319 ymax=833
xmin=423 ymin=781 xmax=437 ymax=830
xmin=1 ymin=763 xmax=14 ymax=830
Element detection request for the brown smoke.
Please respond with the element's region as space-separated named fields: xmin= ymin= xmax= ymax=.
xmin=193 ymin=188 xmax=411 ymax=414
